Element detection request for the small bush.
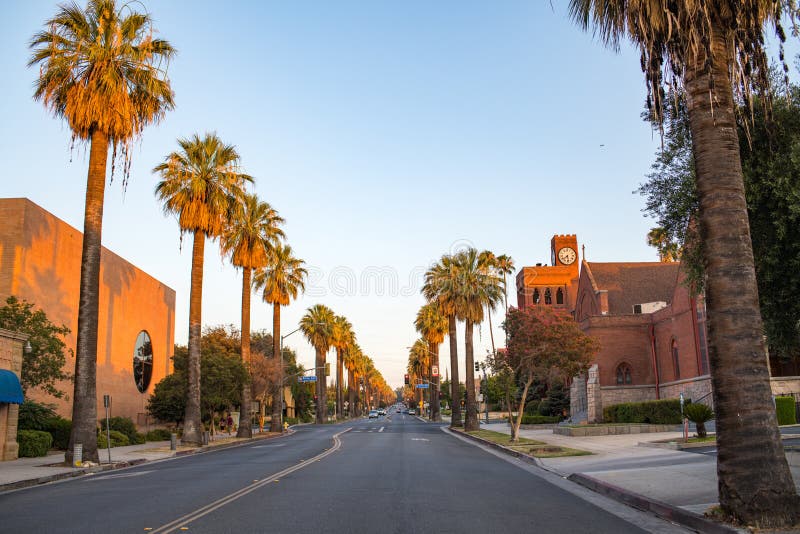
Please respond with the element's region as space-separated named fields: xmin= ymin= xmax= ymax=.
xmin=97 ymin=430 xmax=130 ymax=448
xmin=107 ymin=417 xmax=139 ymax=444
xmin=146 ymin=428 xmax=173 ymax=441
xmin=776 ymin=396 xmax=797 ymax=426
xmin=683 ymin=403 xmax=714 ymax=438
xmin=44 ymin=417 xmax=72 ymax=450
xmin=520 ymin=414 xmax=560 ymax=425
xmin=18 ymin=430 xmax=53 ymax=457
xmin=18 ymin=401 xmax=58 ymax=430
xmin=603 ymin=399 xmax=683 ymax=424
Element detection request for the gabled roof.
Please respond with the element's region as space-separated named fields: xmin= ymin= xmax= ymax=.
xmin=584 ymin=262 xmax=680 ymax=315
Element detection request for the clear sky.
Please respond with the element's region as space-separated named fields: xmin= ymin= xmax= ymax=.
xmin=2 ymin=1 xmax=794 ymax=389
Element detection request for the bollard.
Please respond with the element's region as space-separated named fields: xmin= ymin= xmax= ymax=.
xmin=170 ymin=433 xmax=177 ymax=451
xmin=202 ymin=431 xmax=210 ymax=446
xmin=73 ymin=443 xmax=83 ymax=467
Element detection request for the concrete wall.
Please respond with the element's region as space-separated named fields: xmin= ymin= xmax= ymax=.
xmin=0 ymin=198 xmax=176 ymax=425
xmin=0 ymin=328 xmax=26 ymax=460
xmin=771 ymin=377 xmax=800 ymax=399
xmin=659 ymin=376 xmax=713 ymax=407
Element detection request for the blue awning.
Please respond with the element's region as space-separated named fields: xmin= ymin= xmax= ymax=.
xmin=0 ymin=370 xmax=24 ymax=404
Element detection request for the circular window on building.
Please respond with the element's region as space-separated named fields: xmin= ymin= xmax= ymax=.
xmin=133 ymin=331 xmax=153 ymax=393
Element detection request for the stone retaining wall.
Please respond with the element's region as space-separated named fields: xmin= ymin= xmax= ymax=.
xmin=553 ymin=423 xmax=680 ymax=437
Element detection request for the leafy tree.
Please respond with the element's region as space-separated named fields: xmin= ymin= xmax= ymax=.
xmin=28 ymin=0 xmax=175 ymax=464
xmin=0 ymin=296 xmax=71 ymax=398
xmin=503 ymin=306 xmax=596 ymax=442
xmin=146 ymin=372 xmax=185 ymax=426
xmin=570 ymin=0 xmax=800 ymax=524
xmin=154 ymin=133 xmax=253 ymax=445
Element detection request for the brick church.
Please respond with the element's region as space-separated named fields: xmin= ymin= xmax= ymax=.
xmin=516 ymin=234 xmax=800 ymax=423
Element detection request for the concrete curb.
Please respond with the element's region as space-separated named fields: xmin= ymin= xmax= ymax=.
xmin=443 ymin=427 xmax=542 ymax=468
xmin=0 ymin=430 xmax=292 ymax=493
xmin=568 ymin=473 xmax=742 ymax=534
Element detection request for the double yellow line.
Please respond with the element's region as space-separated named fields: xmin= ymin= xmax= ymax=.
xmin=148 ymin=428 xmax=350 ymax=534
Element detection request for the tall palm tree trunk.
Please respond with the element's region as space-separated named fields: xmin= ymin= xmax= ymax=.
xmin=66 ymin=129 xmax=108 ymax=465
xmin=464 ymin=318 xmax=479 ymax=431
xmin=315 ymin=348 xmax=325 ymax=424
xmin=448 ymin=314 xmax=461 ymax=428
xmin=182 ymin=230 xmax=206 ymax=446
xmin=487 ymin=308 xmax=496 ymax=354
xmin=348 ymin=367 xmax=356 ymax=418
xmin=336 ymin=348 xmax=344 ymax=419
xmin=270 ymin=303 xmax=282 ymax=432
xmin=430 ymin=342 xmax=440 ymax=422
xmin=686 ymin=30 xmax=799 ymax=526
xmin=237 ymin=267 xmax=252 ymax=438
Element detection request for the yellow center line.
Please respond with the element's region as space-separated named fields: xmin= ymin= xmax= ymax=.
xmin=148 ymin=428 xmax=350 ymax=534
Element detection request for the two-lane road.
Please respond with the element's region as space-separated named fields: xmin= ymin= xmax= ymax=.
xmin=0 ymin=412 xmax=689 ymax=533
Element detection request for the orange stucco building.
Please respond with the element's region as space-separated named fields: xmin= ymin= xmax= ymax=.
xmin=0 ymin=198 xmax=175 ymax=425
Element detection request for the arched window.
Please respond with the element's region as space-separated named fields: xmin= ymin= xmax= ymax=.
xmin=672 ymin=339 xmax=680 ymax=379
xmin=133 ymin=331 xmax=153 ymax=393
xmin=556 ymin=288 xmax=564 ymax=305
xmin=615 ymin=363 xmax=632 ymax=385
xmin=533 ymin=289 xmax=540 ymax=304
xmin=544 ymin=288 xmax=552 ymax=305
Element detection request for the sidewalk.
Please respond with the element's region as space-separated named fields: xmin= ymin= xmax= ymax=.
xmin=459 ymin=421 xmax=800 ymax=532
xmin=0 ymin=429 xmax=286 ymax=493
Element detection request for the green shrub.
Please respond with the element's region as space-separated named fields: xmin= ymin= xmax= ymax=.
xmin=520 ymin=414 xmax=560 ymax=425
xmin=97 ymin=430 xmax=130 ymax=448
xmin=107 ymin=416 xmax=139 ymax=444
xmin=145 ymin=428 xmax=173 ymax=441
xmin=603 ymin=399 xmax=683 ymax=424
xmin=776 ymin=396 xmax=797 ymax=426
xmin=18 ymin=401 xmax=58 ymax=430
xmin=18 ymin=430 xmax=53 ymax=457
xmin=44 ymin=417 xmax=72 ymax=450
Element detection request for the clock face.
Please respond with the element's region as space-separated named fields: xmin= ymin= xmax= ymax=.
xmin=557 ymin=247 xmax=576 ymax=265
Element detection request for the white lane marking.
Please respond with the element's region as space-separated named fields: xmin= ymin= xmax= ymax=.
xmin=251 ymin=443 xmax=286 ymax=449
xmin=149 ymin=429 xmax=350 ymax=534
xmin=88 ymin=470 xmax=155 ymax=481
xmin=411 ymin=438 xmax=429 ymax=442
xmin=379 ymin=427 xmax=384 ymax=433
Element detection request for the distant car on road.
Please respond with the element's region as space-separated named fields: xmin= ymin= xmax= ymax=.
xmin=408 ymin=408 xmax=416 ymax=416
xmin=368 ymin=410 xmax=379 ymax=419
xmin=378 ymin=409 xmax=387 ymax=416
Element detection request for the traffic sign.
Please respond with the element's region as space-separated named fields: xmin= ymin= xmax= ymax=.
xmin=431 ymin=365 xmax=439 ymax=377
xmin=415 ymin=383 xmax=429 ymax=389
xmin=299 ymin=375 xmax=317 ymax=383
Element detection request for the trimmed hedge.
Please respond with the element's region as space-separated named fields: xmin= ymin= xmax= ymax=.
xmin=98 ymin=430 xmax=130 ymax=448
xmin=776 ymin=396 xmax=797 ymax=426
xmin=146 ymin=428 xmax=173 ymax=441
xmin=107 ymin=417 xmax=145 ymax=444
xmin=44 ymin=417 xmax=72 ymax=450
xmin=520 ymin=414 xmax=561 ymax=425
xmin=18 ymin=430 xmax=53 ymax=457
xmin=603 ymin=399 xmax=683 ymax=424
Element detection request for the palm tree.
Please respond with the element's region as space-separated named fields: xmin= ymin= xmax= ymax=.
xmin=423 ymin=254 xmax=464 ymax=428
xmin=253 ymin=244 xmax=307 ymax=432
xmin=495 ymin=254 xmax=515 ymax=320
xmin=300 ymin=305 xmax=335 ymax=424
xmin=415 ymin=303 xmax=448 ymax=421
xmin=408 ymin=339 xmax=430 ymax=414
xmin=454 ymin=248 xmax=503 ymax=431
xmin=331 ymin=315 xmax=354 ymax=420
xmin=29 ymin=0 xmax=175 ymax=464
xmin=344 ymin=343 xmax=362 ymax=417
xmin=569 ymin=1 xmax=799 ymax=525
xmin=221 ymin=194 xmax=284 ymax=437
xmin=154 ymin=133 xmax=252 ymax=445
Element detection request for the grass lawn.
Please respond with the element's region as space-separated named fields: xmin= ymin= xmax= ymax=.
xmin=466 ymin=429 xmax=591 ymax=458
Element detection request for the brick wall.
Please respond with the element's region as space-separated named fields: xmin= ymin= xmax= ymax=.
xmin=0 ymin=328 xmax=25 ymax=460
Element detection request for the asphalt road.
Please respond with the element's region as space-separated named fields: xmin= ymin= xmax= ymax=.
xmin=0 ymin=408 xmax=688 ymax=533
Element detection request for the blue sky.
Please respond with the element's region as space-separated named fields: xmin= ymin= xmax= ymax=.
xmin=2 ymin=1 xmax=794 ymax=388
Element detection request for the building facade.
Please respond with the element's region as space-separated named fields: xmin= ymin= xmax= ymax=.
xmin=516 ymin=234 xmax=800 ymax=422
xmin=0 ymin=198 xmax=176 ymax=426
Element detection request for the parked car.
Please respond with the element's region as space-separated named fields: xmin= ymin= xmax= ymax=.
xmin=368 ymin=410 xmax=379 ymax=419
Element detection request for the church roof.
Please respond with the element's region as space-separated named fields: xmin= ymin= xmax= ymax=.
xmin=584 ymin=262 xmax=680 ymax=315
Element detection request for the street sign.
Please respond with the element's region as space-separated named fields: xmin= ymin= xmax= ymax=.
xmin=299 ymin=375 xmax=317 ymax=383
xmin=415 ymin=383 xmax=429 ymax=389
xmin=431 ymin=365 xmax=439 ymax=377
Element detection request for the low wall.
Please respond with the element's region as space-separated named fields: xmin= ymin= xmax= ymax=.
xmin=659 ymin=376 xmax=713 ymax=407
xmin=553 ymin=423 xmax=680 ymax=437
xmin=771 ymin=377 xmax=800 ymax=398
xmin=600 ymin=385 xmax=656 ymax=409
